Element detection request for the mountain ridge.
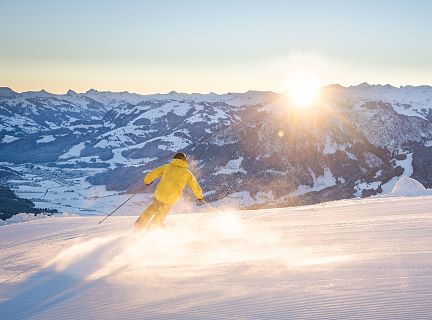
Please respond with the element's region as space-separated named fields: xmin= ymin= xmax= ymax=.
xmin=2 ymin=82 xmax=432 ymax=98
xmin=1 ymin=84 xmax=432 ymax=215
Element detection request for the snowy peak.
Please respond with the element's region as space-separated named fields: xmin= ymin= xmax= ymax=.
xmin=0 ymin=87 xmax=17 ymax=98
xmin=20 ymin=89 xmax=55 ymax=99
xmin=0 ymin=87 xmax=280 ymax=107
xmin=322 ymin=83 xmax=432 ymax=120
xmin=66 ymin=89 xmax=78 ymax=96
xmin=353 ymin=82 xmax=372 ymax=89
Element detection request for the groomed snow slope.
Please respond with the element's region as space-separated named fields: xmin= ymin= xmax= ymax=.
xmin=1 ymin=197 xmax=431 ymax=319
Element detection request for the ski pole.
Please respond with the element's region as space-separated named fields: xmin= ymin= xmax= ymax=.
xmin=97 ymin=193 xmax=137 ymax=225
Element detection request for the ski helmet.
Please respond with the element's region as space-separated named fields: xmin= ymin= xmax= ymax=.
xmin=173 ymin=152 xmax=187 ymax=161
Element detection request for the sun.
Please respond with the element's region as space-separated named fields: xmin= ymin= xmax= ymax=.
xmin=286 ymin=69 xmax=321 ymax=107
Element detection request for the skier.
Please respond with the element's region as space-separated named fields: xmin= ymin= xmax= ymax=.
xmin=135 ymin=152 xmax=203 ymax=230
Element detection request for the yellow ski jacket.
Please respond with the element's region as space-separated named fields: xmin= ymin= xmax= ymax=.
xmin=144 ymin=158 xmax=203 ymax=205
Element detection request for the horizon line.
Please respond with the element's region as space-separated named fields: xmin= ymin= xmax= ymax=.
xmin=1 ymin=82 xmax=432 ymax=97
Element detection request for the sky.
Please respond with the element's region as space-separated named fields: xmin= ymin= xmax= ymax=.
xmin=0 ymin=0 xmax=431 ymax=94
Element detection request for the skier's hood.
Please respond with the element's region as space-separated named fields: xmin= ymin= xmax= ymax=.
xmin=171 ymin=158 xmax=188 ymax=168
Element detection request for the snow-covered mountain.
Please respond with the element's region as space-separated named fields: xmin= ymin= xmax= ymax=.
xmin=1 ymin=84 xmax=432 ymax=215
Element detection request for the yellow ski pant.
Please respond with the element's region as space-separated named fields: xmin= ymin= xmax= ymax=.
xmin=135 ymin=198 xmax=172 ymax=230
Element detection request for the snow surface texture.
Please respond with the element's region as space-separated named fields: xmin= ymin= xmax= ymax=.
xmin=390 ymin=177 xmax=431 ymax=196
xmin=1 ymin=197 xmax=431 ymax=319
xmin=0 ymin=212 xmax=79 ymax=226
xmin=1 ymin=135 xmax=20 ymax=143
xmin=214 ymin=157 xmax=246 ymax=175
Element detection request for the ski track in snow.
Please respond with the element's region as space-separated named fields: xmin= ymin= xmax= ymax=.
xmin=1 ymin=197 xmax=432 ymax=319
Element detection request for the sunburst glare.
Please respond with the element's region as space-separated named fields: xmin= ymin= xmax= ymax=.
xmin=286 ymin=69 xmax=322 ymax=107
